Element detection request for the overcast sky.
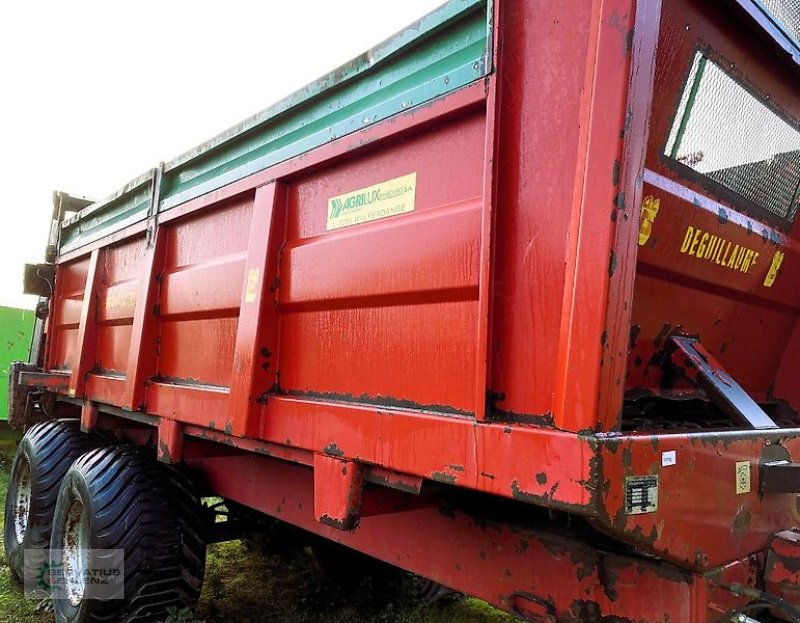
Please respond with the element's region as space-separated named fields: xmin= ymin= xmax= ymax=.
xmin=0 ymin=0 xmax=444 ymax=309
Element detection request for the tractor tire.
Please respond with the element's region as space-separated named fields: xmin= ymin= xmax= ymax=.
xmin=49 ymin=445 xmax=206 ymax=623
xmin=3 ymin=419 xmax=107 ymax=583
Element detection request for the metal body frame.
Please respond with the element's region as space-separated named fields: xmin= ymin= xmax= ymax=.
xmin=18 ymin=0 xmax=800 ymax=620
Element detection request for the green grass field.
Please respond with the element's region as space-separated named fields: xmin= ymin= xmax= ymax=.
xmin=0 ymin=430 xmax=515 ymax=623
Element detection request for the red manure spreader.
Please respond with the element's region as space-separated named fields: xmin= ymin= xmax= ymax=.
xmin=5 ymin=1 xmax=800 ymax=621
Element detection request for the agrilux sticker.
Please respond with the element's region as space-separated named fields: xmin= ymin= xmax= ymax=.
xmin=327 ymin=173 xmax=416 ymax=231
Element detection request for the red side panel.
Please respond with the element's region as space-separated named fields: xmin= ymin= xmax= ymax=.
xmin=490 ymin=0 xmax=638 ymax=431
xmin=95 ymin=238 xmax=145 ymax=377
xmin=159 ymin=195 xmax=253 ymax=389
xmin=278 ymin=111 xmax=484 ymax=414
xmin=48 ymin=256 xmax=90 ymax=372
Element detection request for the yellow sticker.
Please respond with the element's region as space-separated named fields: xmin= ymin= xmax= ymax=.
xmin=105 ymin=290 xmax=137 ymax=311
xmin=244 ymin=268 xmax=260 ymax=303
xmin=764 ymin=250 xmax=785 ymax=288
xmin=735 ymin=461 xmax=751 ymax=495
xmin=327 ymin=173 xmax=416 ymax=231
xmin=638 ymin=195 xmax=660 ymax=246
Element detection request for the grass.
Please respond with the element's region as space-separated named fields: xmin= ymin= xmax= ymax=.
xmin=193 ymin=540 xmax=515 ymax=623
xmin=0 ymin=429 xmax=515 ymax=623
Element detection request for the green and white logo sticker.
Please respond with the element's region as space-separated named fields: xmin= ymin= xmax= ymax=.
xmin=327 ymin=172 xmax=416 ymax=231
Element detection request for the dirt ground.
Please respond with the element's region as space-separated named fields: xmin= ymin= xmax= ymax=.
xmin=0 ymin=430 xmax=515 ymax=623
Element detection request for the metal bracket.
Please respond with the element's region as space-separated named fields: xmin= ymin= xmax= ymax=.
xmin=761 ymin=461 xmax=800 ymax=493
xmin=145 ymin=164 xmax=164 ymax=248
xmin=313 ymin=453 xmax=363 ymax=530
xmin=670 ymin=335 xmax=778 ymax=429
xmin=8 ymin=363 xmax=58 ymax=429
xmin=23 ymin=263 xmax=56 ymax=297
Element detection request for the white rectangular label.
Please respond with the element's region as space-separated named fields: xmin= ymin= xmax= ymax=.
xmin=661 ymin=450 xmax=676 ymax=467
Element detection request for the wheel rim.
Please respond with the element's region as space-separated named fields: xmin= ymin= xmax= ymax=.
xmin=12 ymin=456 xmax=32 ymax=545
xmin=62 ymin=498 xmax=90 ymax=606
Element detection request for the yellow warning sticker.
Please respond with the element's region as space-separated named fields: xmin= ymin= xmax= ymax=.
xmin=764 ymin=250 xmax=785 ymax=288
xmin=638 ymin=195 xmax=660 ymax=246
xmin=327 ymin=173 xmax=416 ymax=231
xmin=735 ymin=461 xmax=751 ymax=495
xmin=245 ymin=268 xmax=260 ymax=303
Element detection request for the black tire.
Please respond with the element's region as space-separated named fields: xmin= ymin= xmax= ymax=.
xmin=50 ymin=446 xmax=206 ymax=623
xmin=3 ymin=419 xmax=107 ymax=582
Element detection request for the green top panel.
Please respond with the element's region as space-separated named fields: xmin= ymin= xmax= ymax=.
xmin=60 ymin=0 xmax=490 ymax=254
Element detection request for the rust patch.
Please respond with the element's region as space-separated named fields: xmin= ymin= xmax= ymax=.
xmin=431 ymin=471 xmax=457 ymax=485
xmin=158 ymin=439 xmax=171 ymax=462
xmin=492 ymin=409 xmax=554 ymax=427
xmin=567 ymin=599 xmax=634 ymax=623
xmin=323 ymin=443 xmax=345 ymax=458
xmin=511 ymin=479 xmax=542 ymax=504
xmin=319 ymin=513 xmax=358 ymax=531
xmin=286 ymin=388 xmax=472 ymax=417
xmin=608 ymin=250 xmax=617 ymax=277
xmin=612 ymin=160 xmax=621 ymax=186
xmin=629 ymin=324 xmax=641 ymax=350
xmin=732 ymin=508 xmax=751 ymax=534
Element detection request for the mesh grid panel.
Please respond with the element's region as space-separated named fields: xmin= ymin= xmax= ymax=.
xmin=665 ymin=53 xmax=800 ymax=220
xmin=759 ymin=0 xmax=800 ymax=45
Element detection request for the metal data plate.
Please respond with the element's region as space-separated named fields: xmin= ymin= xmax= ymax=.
xmin=625 ymin=475 xmax=659 ymax=515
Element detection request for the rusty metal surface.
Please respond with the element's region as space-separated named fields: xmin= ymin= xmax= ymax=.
xmin=766 ymin=530 xmax=800 ymax=604
xmin=188 ymin=447 xmax=759 ymax=622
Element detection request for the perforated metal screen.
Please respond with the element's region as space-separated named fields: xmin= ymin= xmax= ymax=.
xmin=759 ymin=0 xmax=800 ymax=45
xmin=665 ymin=52 xmax=800 ymax=221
